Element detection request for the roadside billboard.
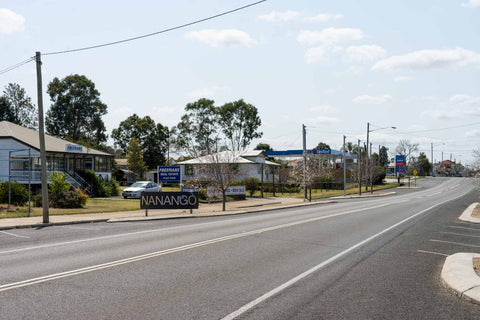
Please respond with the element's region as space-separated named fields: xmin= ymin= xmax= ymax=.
xmin=140 ymin=191 xmax=199 ymax=209
xmin=395 ymin=155 xmax=406 ymax=176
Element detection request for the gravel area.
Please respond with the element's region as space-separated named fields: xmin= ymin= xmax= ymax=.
xmin=474 ymin=258 xmax=480 ymax=278
xmin=471 ymin=203 xmax=480 ymax=218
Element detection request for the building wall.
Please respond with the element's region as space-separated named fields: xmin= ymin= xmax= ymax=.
xmin=0 ymin=138 xmax=39 ymax=182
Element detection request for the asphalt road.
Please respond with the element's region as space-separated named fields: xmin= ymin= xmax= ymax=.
xmin=0 ymin=177 xmax=479 ymax=319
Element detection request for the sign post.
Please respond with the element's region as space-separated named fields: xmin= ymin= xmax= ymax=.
xmin=140 ymin=191 xmax=199 ymax=216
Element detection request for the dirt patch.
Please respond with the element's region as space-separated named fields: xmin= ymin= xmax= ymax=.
xmin=471 ymin=203 xmax=480 ymax=218
xmin=474 ymin=258 xmax=480 ymax=277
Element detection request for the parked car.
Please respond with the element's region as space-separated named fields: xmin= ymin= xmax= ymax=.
xmin=122 ymin=181 xmax=161 ymax=199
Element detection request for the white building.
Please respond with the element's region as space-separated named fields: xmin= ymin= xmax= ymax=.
xmin=177 ymin=150 xmax=279 ymax=182
xmin=0 ymin=121 xmax=114 ymax=190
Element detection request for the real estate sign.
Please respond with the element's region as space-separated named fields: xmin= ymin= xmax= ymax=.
xmin=207 ymin=186 xmax=246 ymax=198
xmin=140 ymin=191 xmax=199 ymax=209
xmin=157 ymin=166 xmax=181 ymax=182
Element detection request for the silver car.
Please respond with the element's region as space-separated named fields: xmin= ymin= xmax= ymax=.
xmin=122 ymin=181 xmax=162 ymax=199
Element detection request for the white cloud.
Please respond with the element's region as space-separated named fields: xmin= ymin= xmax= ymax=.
xmin=334 ymin=66 xmax=366 ymax=77
xmin=305 ymin=116 xmax=340 ymax=125
xmin=372 ymin=47 xmax=480 ymax=72
xmin=304 ymin=13 xmax=343 ymax=23
xmin=297 ymin=28 xmax=364 ymax=46
xmin=309 ymin=104 xmax=337 ymax=114
xmin=394 ymin=76 xmax=411 ymax=82
xmin=466 ymin=129 xmax=480 ymax=137
xmin=0 ymin=8 xmax=25 ymax=34
xmin=462 ymin=0 xmax=480 ymax=8
xmin=188 ymin=85 xmax=228 ymax=100
xmin=450 ymin=94 xmax=480 ymax=105
xmin=258 ymin=11 xmax=299 ymax=22
xmin=344 ymin=45 xmax=387 ymax=62
xmin=353 ymin=94 xmax=392 ymax=104
xmin=185 ymin=29 xmax=256 ymax=48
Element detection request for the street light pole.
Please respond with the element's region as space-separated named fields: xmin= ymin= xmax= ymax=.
xmin=343 ymin=135 xmax=346 ymax=196
xmin=357 ymin=139 xmax=361 ymax=195
xmin=366 ymin=122 xmax=370 ymax=192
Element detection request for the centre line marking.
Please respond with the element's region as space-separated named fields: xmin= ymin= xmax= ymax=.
xmin=221 ymin=187 xmax=473 ymax=320
xmin=0 ymin=200 xmax=408 ymax=292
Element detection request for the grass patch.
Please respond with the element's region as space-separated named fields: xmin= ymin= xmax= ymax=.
xmin=253 ymin=183 xmax=398 ymax=200
xmin=0 ymin=198 xmax=140 ymax=219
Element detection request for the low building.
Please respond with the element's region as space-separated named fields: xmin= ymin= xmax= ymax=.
xmin=177 ymin=150 xmax=279 ymax=183
xmin=0 ymin=121 xmax=114 ymax=190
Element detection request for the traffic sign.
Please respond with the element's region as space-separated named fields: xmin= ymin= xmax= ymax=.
xmin=413 ymin=169 xmax=417 ymax=176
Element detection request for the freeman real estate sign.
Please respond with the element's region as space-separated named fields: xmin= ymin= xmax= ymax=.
xmin=157 ymin=166 xmax=181 ymax=183
xmin=140 ymin=192 xmax=199 ymax=210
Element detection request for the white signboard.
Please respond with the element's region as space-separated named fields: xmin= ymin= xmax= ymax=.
xmin=66 ymin=144 xmax=83 ymax=153
xmin=207 ymin=186 xmax=246 ymax=198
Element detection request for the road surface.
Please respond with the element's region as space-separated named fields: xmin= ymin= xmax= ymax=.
xmin=1 ymin=177 xmax=479 ymax=319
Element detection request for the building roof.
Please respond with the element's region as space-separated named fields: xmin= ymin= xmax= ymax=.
xmin=177 ymin=150 xmax=280 ymax=166
xmin=0 ymin=121 xmax=112 ymax=156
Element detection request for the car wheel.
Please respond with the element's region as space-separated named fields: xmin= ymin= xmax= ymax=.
xmin=123 ymin=196 xmax=127 ymax=199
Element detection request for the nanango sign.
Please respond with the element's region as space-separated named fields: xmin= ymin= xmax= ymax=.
xmin=140 ymin=192 xmax=199 ymax=210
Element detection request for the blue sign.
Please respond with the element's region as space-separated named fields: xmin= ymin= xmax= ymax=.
xmin=158 ymin=166 xmax=181 ymax=182
xmin=313 ymin=149 xmax=331 ymax=155
xmin=395 ymin=155 xmax=406 ymax=176
xmin=66 ymin=144 xmax=83 ymax=153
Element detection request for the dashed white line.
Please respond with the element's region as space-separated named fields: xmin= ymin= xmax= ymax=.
xmin=441 ymin=232 xmax=480 ymax=238
xmin=450 ymin=225 xmax=480 ymax=232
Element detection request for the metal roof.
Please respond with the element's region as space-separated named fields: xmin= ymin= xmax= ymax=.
xmin=265 ymin=149 xmax=357 ymax=159
xmin=0 ymin=121 xmax=113 ymax=156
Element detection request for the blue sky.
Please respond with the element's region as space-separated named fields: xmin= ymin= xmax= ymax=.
xmin=1 ymin=0 xmax=480 ymax=164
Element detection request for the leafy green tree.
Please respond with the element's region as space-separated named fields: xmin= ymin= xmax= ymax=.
xmin=416 ymin=152 xmax=432 ymax=176
xmin=175 ymin=98 xmax=220 ymax=157
xmin=46 ymin=74 xmax=108 ymax=147
xmin=244 ymin=177 xmax=260 ymax=196
xmin=2 ymin=83 xmax=37 ymax=128
xmin=315 ymin=142 xmax=331 ymax=150
xmin=218 ymin=99 xmax=262 ymax=151
xmin=254 ymin=143 xmax=273 ymax=151
xmin=379 ymin=146 xmax=389 ymax=168
xmin=0 ymin=96 xmax=13 ymax=122
xmin=127 ymin=138 xmax=147 ymax=178
xmin=112 ymin=114 xmax=169 ymax=168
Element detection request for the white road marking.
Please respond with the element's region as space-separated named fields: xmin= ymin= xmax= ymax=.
xmin=0 ymin=200 xmax=409 ymax=292
xmin=0 ymin=231 xmax=30 ymax=239
xmin=220 ymin=187 xmax=473 ymax=320
xmin=416 ymin=250 xmax=449 ymax=257
xmin=441 ymin=232 xmax=480 ymax=238
xmin=427 ymin=191 xmax=442 ymax=196
xmin=0 ymin=200 xmax=407 ymax=256
xmin=450 ymin=225 xmax=480 ymax=231
xmin=430 ymin=239 xmax=480 ymax=248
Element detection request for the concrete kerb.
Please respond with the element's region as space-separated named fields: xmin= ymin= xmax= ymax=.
xmin=0 ymin=218 xmax=109 ymax=231
xmin=440 ymin=203 xmax=480 ymax=305
xmin=441 ymin=253 xmax=480 ymax=305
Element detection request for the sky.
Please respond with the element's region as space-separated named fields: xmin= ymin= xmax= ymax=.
xmin=1 ymin=0 xmax=480 ymax=165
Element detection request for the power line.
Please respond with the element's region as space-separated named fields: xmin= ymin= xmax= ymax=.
xmin=395 ymin=121 xmax=480 ymax=134
xmin=43 ymin=0 xmax=267 ymax=56
xmin=0 ymin=57 xmax=35 ymax=76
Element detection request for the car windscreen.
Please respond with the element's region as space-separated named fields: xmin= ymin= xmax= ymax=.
xmin=131 ymin=183 xmax=148 ymax=188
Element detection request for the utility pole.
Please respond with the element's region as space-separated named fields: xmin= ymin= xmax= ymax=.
xmin=370 ymin=142 xmax=373 ymax=194
xmin=431 ymin=143 xmax=434 ymax=177
xmin=357 ymin=139 xmax=361 ymax=195
xmin=35 ymin=52 xmax=49 ymax=224
xmin=365 ymin=122 xmax=370 ymax=191
xmin=303 ymin=124 xmax=307 ymax=201
xmin=343 ymin=135 xmax=346 ymax=196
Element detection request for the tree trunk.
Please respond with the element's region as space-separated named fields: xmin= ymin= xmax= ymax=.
xmin=222 ymin=190 xmax=226 ymax=211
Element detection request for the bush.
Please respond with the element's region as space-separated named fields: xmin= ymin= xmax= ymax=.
xmin=49 ymin=171 xmax=71 ymax=195
xmin=74 ymin=188 xmax=89 ymax=206
xmin=51 ymin=190 xmax=83 ymax=208
xmin=244 ymin=177 xmax=260 ymax=196
xmin=0 ymin=182 xmax=28 ymax=206
xmin=33 ymin=194 xmax=42 ymax=207
xmin=77 ymin=170 xmax=117 ymax=197
xmin=198 ymin=188 xmax=207 ymax=201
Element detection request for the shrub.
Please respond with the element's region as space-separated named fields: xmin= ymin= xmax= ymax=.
xmin=244 ymin=177 xmax=260 ymax=197
xmin=74 ymin=188 xmax=89 ymax=206
xmin=198 ymin=188 xmax=207 ymax=201
xmin=77 ymin=170 xmax=119 ymax=197
xmin=0 ymin=182 xmax=28 ymax=206
xmin=33 ymin=194 xmax=42 ymax=207
xmin=49 ymin=171 xmax=70 ymax=197
xmin=51 ymin=190 xmax=83 ymax=208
